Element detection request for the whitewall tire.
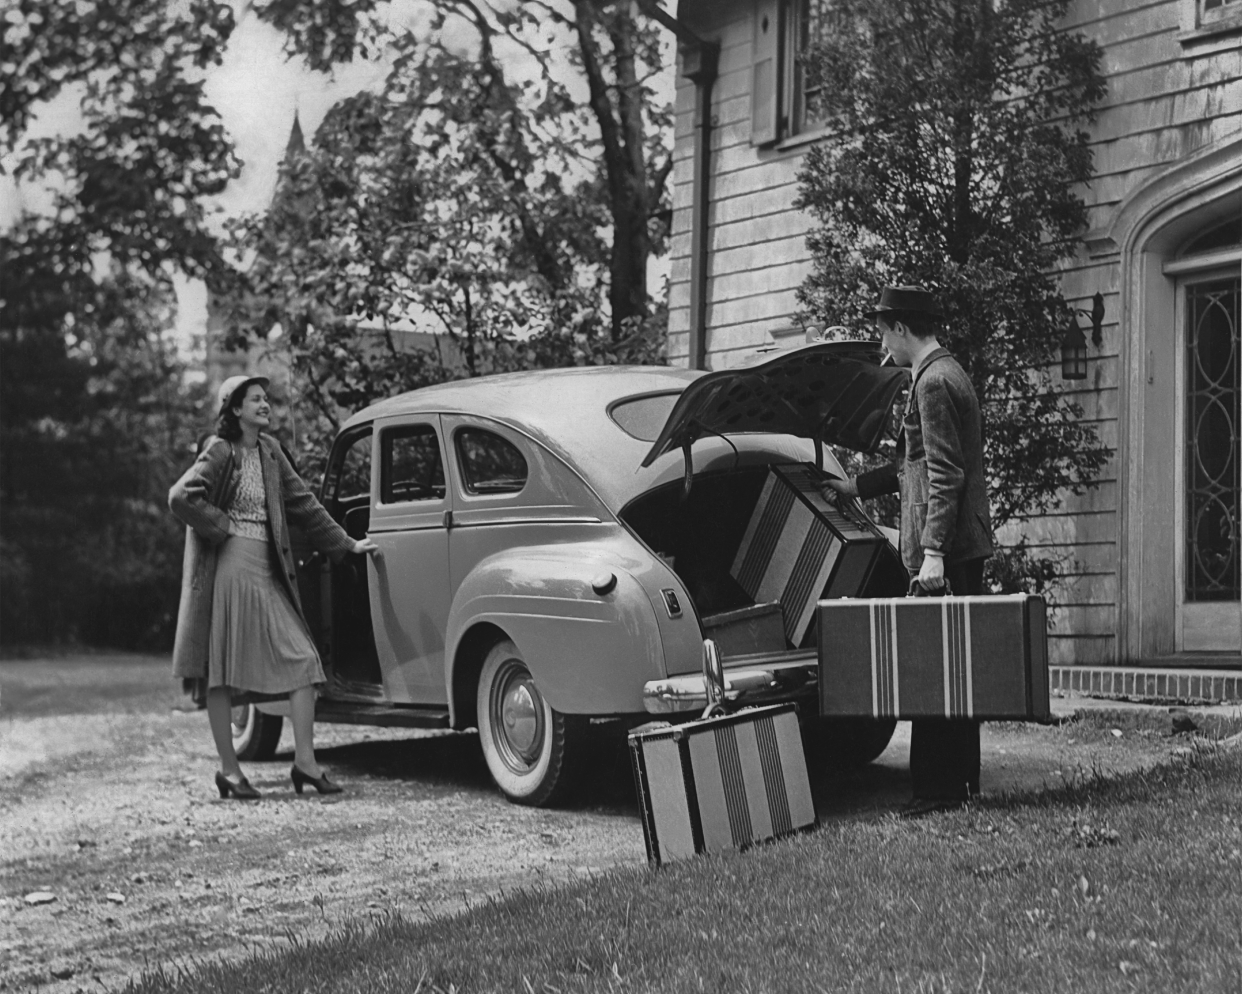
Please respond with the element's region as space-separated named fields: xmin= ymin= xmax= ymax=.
xmin=231 ymin=703 xmax=283 ymax=761
xmin=477 ymin=639 xmax=584 ymax=807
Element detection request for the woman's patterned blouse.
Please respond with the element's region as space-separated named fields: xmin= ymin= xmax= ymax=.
xmin=228 ymin=445 xmax=268 ymax=540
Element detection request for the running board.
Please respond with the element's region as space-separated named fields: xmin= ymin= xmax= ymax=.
xmin=314 ymin=702 xmax=452 ymax=729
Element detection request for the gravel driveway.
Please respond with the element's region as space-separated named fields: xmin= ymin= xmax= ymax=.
xmin=0 ymin=654 xmax=1201 ymax=992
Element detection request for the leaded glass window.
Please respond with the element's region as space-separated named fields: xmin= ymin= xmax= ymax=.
xmin=1186 ymin=277 xmax=1242 ymax=601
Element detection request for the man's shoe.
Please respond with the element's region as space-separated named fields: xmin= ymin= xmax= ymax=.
xmin=899 ymin=797 xmax=965 ymax=819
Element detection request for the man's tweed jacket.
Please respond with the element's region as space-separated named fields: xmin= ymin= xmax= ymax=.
xmin=168 ymin=434 xmax=355 ymax=681
xmin=857 ymin=347 xmax=994 ymax=571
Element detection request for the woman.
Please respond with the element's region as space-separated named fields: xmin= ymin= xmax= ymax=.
xmin=169 ymin=375 xmax=377 ymax=800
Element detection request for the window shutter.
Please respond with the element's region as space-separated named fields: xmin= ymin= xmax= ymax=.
xmin=751 ymin=0 xmax=780 ymax=146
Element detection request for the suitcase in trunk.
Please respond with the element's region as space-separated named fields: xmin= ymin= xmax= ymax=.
xmin=701 ymin=602 xmax=786 ymax=656
xmin=817 ymin=594 xmax=1050 ymax=721
xmin=730 ymin=464 xmax=892 ymax=647
xmin=628 ymin=703 xmax=816 ymax=865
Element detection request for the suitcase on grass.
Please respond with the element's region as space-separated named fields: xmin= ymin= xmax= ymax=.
xmin=817 ymin=593 xmax=1050 ymax=721
xmin=628 ymin=641 xmax=816 ymax=865
xmin=730 ymin=464 xmax=894 ymax=647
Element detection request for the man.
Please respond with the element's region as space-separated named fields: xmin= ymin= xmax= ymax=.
xmin=828 ymin=285 xmax=994 ymax=816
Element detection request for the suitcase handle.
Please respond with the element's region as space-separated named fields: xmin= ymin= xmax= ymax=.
xmin=908 ymin=577 xmax=953 ymax=597
xmin=701 ymin=638 xmax=727 ymax=719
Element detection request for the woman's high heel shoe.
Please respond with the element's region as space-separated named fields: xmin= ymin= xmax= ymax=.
xmin=215 ymin=771 xmax=261 ymax=800
xmin=291 ymin=765 xmax=343 ymax=796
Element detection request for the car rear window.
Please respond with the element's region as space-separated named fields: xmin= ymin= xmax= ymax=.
xmin=608 ymin=391 xmax=682 ymax=442
xmin=455 ymin=428 xmax=528 ymax=495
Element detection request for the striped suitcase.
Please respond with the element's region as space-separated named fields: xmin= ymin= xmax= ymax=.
xmin=818 ymin=594 xmax=1050 ymax=721
xmin=628 ymin=704 xmax=816 ymax=865
xmin=730 ymin=464 xmax=893 ymax=647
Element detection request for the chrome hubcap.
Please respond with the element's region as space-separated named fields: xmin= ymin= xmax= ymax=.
xmin=490 ymin=661 xmax=545 ymax=773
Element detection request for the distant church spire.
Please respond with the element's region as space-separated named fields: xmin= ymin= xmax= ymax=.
xmin=284 ymin=110 xmax=306 ymax=161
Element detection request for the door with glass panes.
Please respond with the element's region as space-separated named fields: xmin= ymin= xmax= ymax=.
xmin=1178 ymin=270 xmax=1242 ymax=652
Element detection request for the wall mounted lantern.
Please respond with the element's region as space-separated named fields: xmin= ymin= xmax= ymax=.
xmin=1061 ymin=292 xmax=1105 ymax=381
xmin=1061 ymin=317 xmax=1088 ymax=380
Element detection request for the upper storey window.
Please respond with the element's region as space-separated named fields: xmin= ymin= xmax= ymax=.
xmin=751 ymin=0 xmax=838 ymax=146
xmin=1182 ymin=0 xmax=1242 ymax=39
xmin=1203 ymin=0 xmax=1241 ymax=19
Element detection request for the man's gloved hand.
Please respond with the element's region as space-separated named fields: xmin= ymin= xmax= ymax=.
xmin=917 ymin=551 xmax=946 ymax=591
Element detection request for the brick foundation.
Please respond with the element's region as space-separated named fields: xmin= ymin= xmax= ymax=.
xmin=1049 ymin=666 xmax=1241 ymax=704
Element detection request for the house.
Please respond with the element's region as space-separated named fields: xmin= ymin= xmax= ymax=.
xmin=662 ymin=0 xmax=1241 ymax=687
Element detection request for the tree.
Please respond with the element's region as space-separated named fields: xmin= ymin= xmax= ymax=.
xmin=794 ymin=0 xmax=1111 ymax=592
xmin=246 ymin=0 xmax=674 ymax=342
xmin=0 ymin=0 xmax=237 ymax=646
xmin=224 ymin=2 xmax=672 ymax=467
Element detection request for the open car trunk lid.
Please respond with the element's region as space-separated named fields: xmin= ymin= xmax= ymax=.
xmin=640 ymin=341 xmax=909 ymax=468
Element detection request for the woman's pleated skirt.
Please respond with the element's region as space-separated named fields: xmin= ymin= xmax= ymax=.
xmin=209 ymin=535 xmax=325 ymax=701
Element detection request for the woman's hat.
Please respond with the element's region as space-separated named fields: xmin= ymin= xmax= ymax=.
xmin=217 ymin=374 xmax=270 ymax=414
xmin=865 ymin=285 xmax=943 ymax=318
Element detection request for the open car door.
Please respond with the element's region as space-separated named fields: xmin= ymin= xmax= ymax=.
xmin=640 ymin=341 xmax=909 ymax=468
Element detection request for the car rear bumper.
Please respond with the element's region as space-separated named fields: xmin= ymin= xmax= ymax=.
xmin=642 ymin=650 xmax=818 ymax=714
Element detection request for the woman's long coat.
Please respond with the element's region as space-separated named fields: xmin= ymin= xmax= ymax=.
xmin=168 ymin=434 xmax=355 ymax=680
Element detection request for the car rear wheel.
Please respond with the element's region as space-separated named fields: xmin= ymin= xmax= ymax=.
xmin=477 ymin=639 xmax=585 ymax=806
xmin=803 ymin=716 xmax=898 ymax=770
xmin=231 ymin=703 xmax=283 ymax=761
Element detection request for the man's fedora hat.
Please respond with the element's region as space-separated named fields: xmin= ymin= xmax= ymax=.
xmin=866 ymin=285 xmax=943 ymax=319
xmin=217 ymin=374 xmax=270 ymax=414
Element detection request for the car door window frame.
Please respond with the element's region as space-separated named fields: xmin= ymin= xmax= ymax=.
xmin=371 ymin=415 xmax=450 ymax=533
xmin=322 ymin=422 xmax=376 ymax=522
xmin=379 ymin=421 xmax=448 ymax=506
xmin=452 ymin=424 xmax=530 ymax=500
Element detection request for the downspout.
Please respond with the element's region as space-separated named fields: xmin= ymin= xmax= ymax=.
xmin=683 ymin=41 xmax=718 ymax=371
xmin=635 ymin=1 xmax=717 ymax=370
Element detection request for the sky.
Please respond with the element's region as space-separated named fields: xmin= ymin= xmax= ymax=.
xmin=0 ymin=3 xmax=391 ymax=347
xmin=169 ymin=9 xmax=392 ymax=347
xmin=1 ymin=1 xmax=676 ymax=352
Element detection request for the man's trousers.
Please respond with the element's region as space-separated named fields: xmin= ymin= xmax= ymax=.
xmin=909 ymin=558 xmax=986 ymax=801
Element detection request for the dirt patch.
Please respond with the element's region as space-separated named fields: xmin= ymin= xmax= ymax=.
xmin=1 ymin=656 xmax=1229 ymax=992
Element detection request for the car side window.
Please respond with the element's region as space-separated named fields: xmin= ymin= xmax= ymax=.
xmin=328 ymin=428 xmax=372 ymax=506
xmin=455 ymin=427 xmax=528 ymax=495
xmin=381 ymin=424 xmax=446 ymax=503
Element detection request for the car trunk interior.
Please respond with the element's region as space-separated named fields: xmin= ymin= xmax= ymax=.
xmin=620 ymin=463 xmax=908 ymax=659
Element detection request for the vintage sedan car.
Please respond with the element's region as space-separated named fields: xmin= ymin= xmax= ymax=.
xmin=230 ymin=342 xmax=912 ymax=805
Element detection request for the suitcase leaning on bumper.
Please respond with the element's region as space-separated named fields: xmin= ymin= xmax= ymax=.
xmin=629 ymin=641 xmax=817 ymax=865
xmin=817 ymin=592 xmax=1051 ymax=721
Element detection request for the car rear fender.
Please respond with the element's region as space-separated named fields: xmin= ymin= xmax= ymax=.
xmin=445 ymin=539 xmax=699 ymax=723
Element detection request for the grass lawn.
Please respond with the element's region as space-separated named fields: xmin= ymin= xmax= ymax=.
xmin=127 ymin=712 xmax=1242 ymax=994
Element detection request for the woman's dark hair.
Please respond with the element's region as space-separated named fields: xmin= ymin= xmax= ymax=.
xmin=214 ymin=386 xmax=248 ymax=441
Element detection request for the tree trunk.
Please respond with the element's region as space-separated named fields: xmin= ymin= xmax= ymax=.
xmin=574 ymin=0 xmax=650 ymax=341
xmin=948 ymin=0 xmax=975 ymax=266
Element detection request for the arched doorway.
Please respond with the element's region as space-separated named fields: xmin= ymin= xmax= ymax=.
xmin=1170 ymin=218 xmax=1242 ymax=651
xmin=1114 ymin=137 xmax=1242 ymax=664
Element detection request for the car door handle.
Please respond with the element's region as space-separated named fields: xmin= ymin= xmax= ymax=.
xmin=443 ymin=510 xmax=453 ymax=529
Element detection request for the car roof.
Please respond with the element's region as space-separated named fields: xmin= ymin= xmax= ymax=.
xmin=343 ymin=366 xmax=708 ymax=509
